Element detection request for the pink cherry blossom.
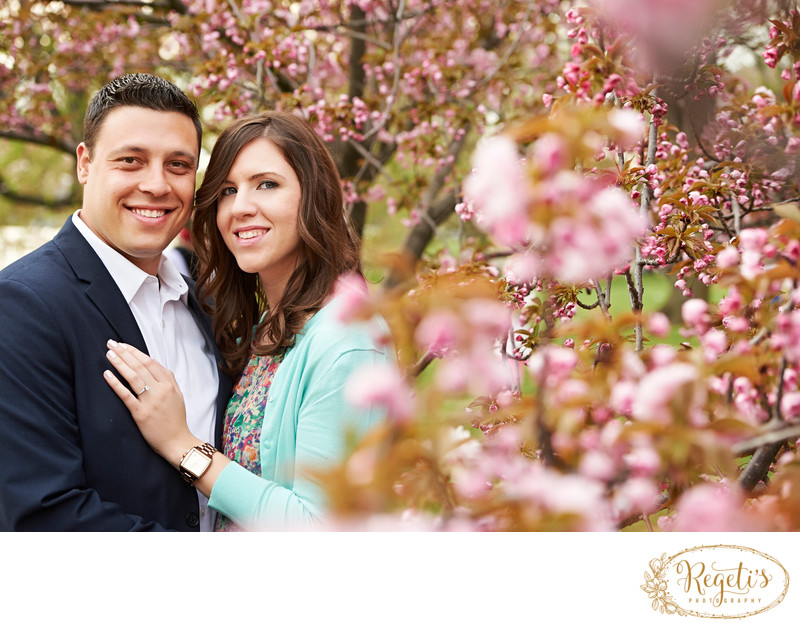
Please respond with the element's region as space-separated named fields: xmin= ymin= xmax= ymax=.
xmin=579 ymin=450 xmax=618 ymax=481
xmin=532 ymin=133 xmax=568 ymax=175
xmin=666 ymin=483 xmax=755 ymax=532
xmin=463 ymin=135 xmax=533 ymax=248
xmin=612 ymin=477 xmax=661 ymax=519
xmin=345 ymin=363 xmax=414 ymax=423
xmin=632 ymin=361 xmax=700 ymax=424
xmin=716 ymin=245 xmax=740 ymax=268
xmin=414 ymin=310 xmax=464 ymax=358
xmin=681 ymin=298 xmax=710 ymax=334
xmin=331 ymin=271 xmax=369 ymax=322
xmin=608 ymin=108 xmax=647 ymax=149
xmin=700 ymin=329 xmax=728 ymax=360
xmin=611 ymin=380 xmax=636 ymax=416
xmin=527 ymin=345 xmax=579 ymax=385
xmin=646 ymin=312 xmax=670 ymax=337
xmin=623 ymin=443 xmax=661 ymax=477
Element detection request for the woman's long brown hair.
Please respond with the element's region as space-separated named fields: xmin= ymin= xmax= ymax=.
xmin=193 ymin=112 xmax=361 ymax=377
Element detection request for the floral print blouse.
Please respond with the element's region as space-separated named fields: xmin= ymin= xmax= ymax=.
xmin=215 ymin=351 xmax=284 ymax=532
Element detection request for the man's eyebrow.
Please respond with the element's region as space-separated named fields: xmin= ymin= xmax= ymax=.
xmin=108 ymin=146 xmax=198 ymax=167
xmin=108 ymin=145 xmax=147 ymax=156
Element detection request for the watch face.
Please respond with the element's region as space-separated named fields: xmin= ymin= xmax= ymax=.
xmin=182 ymin=449 xmax=212 ymax=477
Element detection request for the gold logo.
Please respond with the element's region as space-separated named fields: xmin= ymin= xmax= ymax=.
xmin=641 ymin=545 xmax=789 ymax=618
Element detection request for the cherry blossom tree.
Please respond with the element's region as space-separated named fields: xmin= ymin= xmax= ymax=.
xmin=322 ymin=0 xmax=800 ymax=532
xmin=1 ymin=0 xmax=561 ymax=251
xmin=5 ymin=0 xmax=800 ymax=531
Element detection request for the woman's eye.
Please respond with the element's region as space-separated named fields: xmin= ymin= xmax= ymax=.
xmin=257 ymin=180 xmax=278 ymax=190
xmin=219 ymin=186 xmax=237 ymax=197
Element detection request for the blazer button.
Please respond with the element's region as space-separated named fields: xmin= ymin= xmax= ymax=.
xmin=185 ymin=512 xmax=200 ymax=528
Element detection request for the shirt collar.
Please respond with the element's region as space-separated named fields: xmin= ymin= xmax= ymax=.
xmin=72 ymin=210 xmax=189 ymax=304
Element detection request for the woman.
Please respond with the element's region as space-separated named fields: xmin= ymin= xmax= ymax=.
xmin=103 ymin=112 xmax=393 ymax=531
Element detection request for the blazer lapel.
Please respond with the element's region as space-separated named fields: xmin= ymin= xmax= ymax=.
xmin=53 ymin=218 xmax=148 ymax=352
xmin=55 ymin=217 xmax=231 ymax=446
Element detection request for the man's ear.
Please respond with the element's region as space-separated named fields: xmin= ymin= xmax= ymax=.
xmin=76 ymin=142 xmax=91 ymax=185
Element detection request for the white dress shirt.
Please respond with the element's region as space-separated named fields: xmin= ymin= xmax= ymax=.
xmin=73 ymin=211 xmax=219 ymax=531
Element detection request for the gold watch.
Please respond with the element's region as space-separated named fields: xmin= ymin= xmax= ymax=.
xmin=179 ymin=443 xmax=217 ymax=485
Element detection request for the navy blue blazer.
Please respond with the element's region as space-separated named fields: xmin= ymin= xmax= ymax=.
xmin=0 ymin=218 xmax=232 ymax=531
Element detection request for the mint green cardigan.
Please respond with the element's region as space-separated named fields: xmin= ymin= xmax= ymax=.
xmin=208 ymin=297 xmax=392 ymax=530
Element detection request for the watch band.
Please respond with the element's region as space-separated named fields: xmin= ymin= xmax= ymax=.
xmin=179 ymin=442 xmax=218 ymax=485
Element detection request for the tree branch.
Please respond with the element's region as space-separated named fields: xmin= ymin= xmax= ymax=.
xmin=58 ymin=0 xmax=186 ymax=11
xmin=0 ymin=174 xmax=78 ymax=209
xmin=739 ymin=331 xmax=794 ymax=491
xmin=0 ymin=130 xmax=77 ymax=156
xmin=630 ymin=90 xmax=659 ymax=351
xmin=407 ymin=350 xmax=437 ymax=379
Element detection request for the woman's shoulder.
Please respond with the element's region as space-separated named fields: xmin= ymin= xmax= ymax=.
xmin=298 ymin=294 xmax=390 ymax=357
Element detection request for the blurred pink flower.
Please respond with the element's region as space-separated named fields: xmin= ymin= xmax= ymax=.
xmin=613 ymin=477 xmax=661 ymax=518
xmin=608 ymin=108 xmax=647 ymax=149
xmin=718 ymin=286 xmax=743 ymax=317
xmin=532 ymin=133 xmax=568 ymax=174
xmin=739 ymin=227 xmax=768 ymax=251
xmin=331 ymin=271 xmax=369 ymax=322
xmin=466 ymin=135 xmax=644 ymax=285
xmin=414 ymin=310 xmax=463 ymax=357
xmin=579 ymin=450 xmax=618 ymax=481
xmin=668 ymin=483 xmax=753 ymax=532
xmin=345 ymin=446 xmax=378 ymax=485
xmin=716 ymin=245 xmax=740 ymax=269
xmin=545 ymin=185 xmax=646 ymax=284
xmin=772 ymin=311 xmax=800 ymax=362
xmin=451 ymin=467 xmax=492 ymax=498
xmin=647 ymin=312 xmax=670 ymax=337
xmin=434 ymin=358 xmax=471 ymax=393
xmin=611 ymin=380 xmax=636 ymax=416
xmin=527 ymin=346 xmax=579 ymax=385
xmin=722 ymin=315 xmax=749 ymax=332
xmin=435 ymin=350 xmax=512 ymax=396
xmin=650 ymin=344 xmax=677 ymax=367
xmin=345 ymin=363 xmax=414 ymax=422
xmin=462 ymin=298 xmax=512 ymax=340
xmin=594 ymin=0 xmax=719 ymax=73
xmin=780 ymin=391 xmax=800 ymax=421
xmin=632 ymin=361 xmax=699 ymax=424
xmin=505 ymin=465 xmax=613 ymax=529
xmin=740 ymin=250 xmax=764 ymax=280
xmin=623 ymin=443 xmax=661 ymax=477
xmin=681 ymin=298 xmax=710 ymax=333
xmin=463 ymin=135 xmax=533 ymax=248
xmin=701 ymin=328 xmax=728 ymax=360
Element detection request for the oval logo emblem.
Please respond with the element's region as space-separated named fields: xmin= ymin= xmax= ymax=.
xmin=641 ymin=545 xmax=789 ymax=618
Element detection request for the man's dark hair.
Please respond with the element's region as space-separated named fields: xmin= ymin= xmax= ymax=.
xmin=83 ymin=73 xmax=202 ymax=156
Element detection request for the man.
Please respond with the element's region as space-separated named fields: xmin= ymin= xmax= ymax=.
xmin=0 ymin=74 xmax=232 ymax=531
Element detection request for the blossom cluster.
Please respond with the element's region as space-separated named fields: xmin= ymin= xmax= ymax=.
xmin=461 ymin=111 xmax=648 ymax=286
